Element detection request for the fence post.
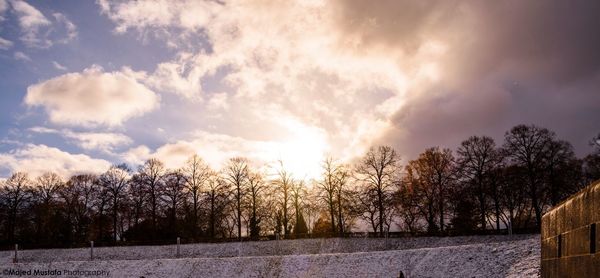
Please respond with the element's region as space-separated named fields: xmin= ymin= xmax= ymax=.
xmin=90 ymin=241 xmax=94 ymax=260
xmin=14 ymin=244 xmax=18 ymax=263
xmin=176 ymin=237 xmax=181 ymax=258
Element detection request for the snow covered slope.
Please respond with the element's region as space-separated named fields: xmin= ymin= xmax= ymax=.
xmin=1 ymin=235 xmax=539 ymax=277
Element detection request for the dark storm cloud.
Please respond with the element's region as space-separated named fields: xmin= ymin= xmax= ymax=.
xmin=334 ymin=0 xmax=600 ymax=158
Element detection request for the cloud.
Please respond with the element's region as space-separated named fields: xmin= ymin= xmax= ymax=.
xmin=121 ymin=132 xmax=269 ymax=171
xmin=29 ymin=126 xmax=132 ymax=152
xmin=100 ymin=0 xmax=405 ymax=165
xmin=99 ymin=0 xmax=600 ymax=167
xmin=144 ymin=53 xmax=206 ymax=99
xmin=123 ymin=121 xmax=329 ymax=179
xmin=10 ymin=0 xmax=49 ymax=28
xmin=0 ymin=0 xmax=7 ymax=21
xmin=52 ymin=12 xmax=78 ymax=44
xmin=98 ymin=0 xmax=221 ymax=34
xmin=207 ymin=92 xmax=229 ymax=111
xmin=331 ymin=0 xmax=600 ymax=157
xmin=13 ymin=51 xmax=30 ymax=61
xmin=0 ymin=144 xmax=111 ymax=178
xmin=10 ymin=0 xmax=51 ymax=47
xmin=0 ymin=36 xmax=13 ymax=49
xmin=9 ymin=0 xmax=77 ymax=48
xmin=52 ymin=61 xmax=67 ymax=71
xmin=24 ymin=65 xmax=160 ymax=127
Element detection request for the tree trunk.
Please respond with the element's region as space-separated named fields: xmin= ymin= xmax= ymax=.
xmin=237 ymin=185 xmax=242 ymax=240
xmin=377 ymin=188 xmax=384 ymax=236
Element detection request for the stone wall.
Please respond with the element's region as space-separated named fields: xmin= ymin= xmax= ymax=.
xmin=541 ymin=180 xmax=600 ymax=277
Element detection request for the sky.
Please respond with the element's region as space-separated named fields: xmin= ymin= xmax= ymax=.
xmin=0 ymin=0 xmax=599 ymax=180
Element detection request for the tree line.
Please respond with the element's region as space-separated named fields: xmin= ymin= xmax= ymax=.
xmin=0 ymin=124 xmax=598 ymax=248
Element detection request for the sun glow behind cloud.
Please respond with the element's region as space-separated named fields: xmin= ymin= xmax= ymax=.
xmin=271 ymin=117 xmax=329 ymax=180
xmin=1 ymin=0 xmax=599 ymax=179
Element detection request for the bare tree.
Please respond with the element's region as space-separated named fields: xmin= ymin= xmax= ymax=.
xmin=272 ymin=161 xmax=293 ymax=237
xmin=502 ymin=124 xmax=554 ymax=227
xmin=356 ymin=183 xmax=380 ymax=233
xmin=162 ymin=169 xmax=187 ymax=236
xmin=355 ymin=146 xmax=399 ymax=236
xmin=60 ymin=174 xmax=97 ymax=242
xmin=291 ymin=180 xmax=308 ymax=236
xmin=420 ymin=147 xmax=454 ymax=232
xmin=128 ymin=174 xmax=146 ymax=229
xmin=303 ymin=187 xmax=321 ymax=234
xmin=335 ymin=164 xmax=351 ymax=235
xmin=545 ymin=139 xmax=580 ymax=205
xmin=395 ymin=183 xmax=423 ymax=233
xmin=316 ymin=157 xmax=338 ymax=234
xmin=99 ymin=164 xmax=130 ymax=242
xmin=34 ymin=172 xmax=62 ymax=206
xmin=456 ymin=136 xmax=500 ymax=230
xmin=204 ymin=173 xmax=229 ymax=238
xmin=94 ymin=177 xmax=111 ymax=242
xmin=137 ymin=158 xmax=165 ymax=239
xmin=0 ymin=172 xmax=31 ymax=242
xmin=182 ymin=155 xmax=211 ymax=239
xmin=246 ymin=171 xmax=266 ymax=239
xmin=403 ymin=159 xmax=438 ymax=232
xmin=223 ymin=157 xmax=249 ymax=240
xmin=496 ymin=165 xmax=529 ymax=232
xmin=31 ymin=172 xmax=63 ymax=242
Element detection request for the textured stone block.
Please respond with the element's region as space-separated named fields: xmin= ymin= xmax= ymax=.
xmin=580 ymin=191 xmax=592 ymax=226
xmin=542 ymin=212 xmax=551 ymax=239
xmin=592 ymin=183 xmax=600 ymax=223
xmin=541 ymin=258 xmax=557 ymax=278
xmin=562 ymin=227 xmax=589 ymax=256
xmin=542 ymin=237 xmax=558 ymax=259
xmin=593 ymin=254 xmax=600 ymax=276
xmin=540 ymin=181 xmax=600 ymax=278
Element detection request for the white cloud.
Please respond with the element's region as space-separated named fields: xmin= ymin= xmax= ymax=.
xmin=65 ymin=131 xmax=132 ymax=152
xmin=99 ymin=1 xmax=406 ymax=167
xmin=0 ymin=144 xmax=111 ymax=178
xmin=52 ymin=12 xmax=77 ymax=43
xmin=207 ymin=93 xmax=229 ymax=111
xmin=104 ymin=0 xmax=600 ymax=169
xmin=13 ymin=51 xmax=31 ymax=61
xmin=27 ymin=126 xmax=55 ymax=133
xmin=9 ymin=1 xmax=77 ymax=48
xmin=10 ymin=0 xmax=52 ymax=47
xmin=123 ymin=118 xmax=330 ymax=179
xmin=123 ymin=132 xmax=275 ymax=171
xmin=10 ymin=0 xmax=49 ymax=28
xmin=29 ymin=126 xmax=132 ymax=152
xmin=24 ymin=65 xmax=160 ymax=127
xmin=99 ymin=0 xmax=221 ymax=33
xmin=52 ymin=61 xmax=67 ymax=70
xmin=0 ymin=36 xmax=13 ymax=49
xmin=0 ymin=0 xmax=8 ymax=21
xmin=144 ymin=54 xmax=206 ymax=99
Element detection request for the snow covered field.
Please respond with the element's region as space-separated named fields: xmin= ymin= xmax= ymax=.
xmin=1 ymin=234 xmax=539 ymax=277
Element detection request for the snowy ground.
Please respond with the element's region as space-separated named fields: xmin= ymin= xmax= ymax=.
xmin=0 ymin=235 xmax=539 ymax=277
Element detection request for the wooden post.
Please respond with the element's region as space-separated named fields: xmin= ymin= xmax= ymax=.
xmin=90 ymin=241 xmax=94 ymax=260
xmin=176 ymin=237 xmax=180 ymax=258
xmin=14 ymin=244 xmax=18 ymax=263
